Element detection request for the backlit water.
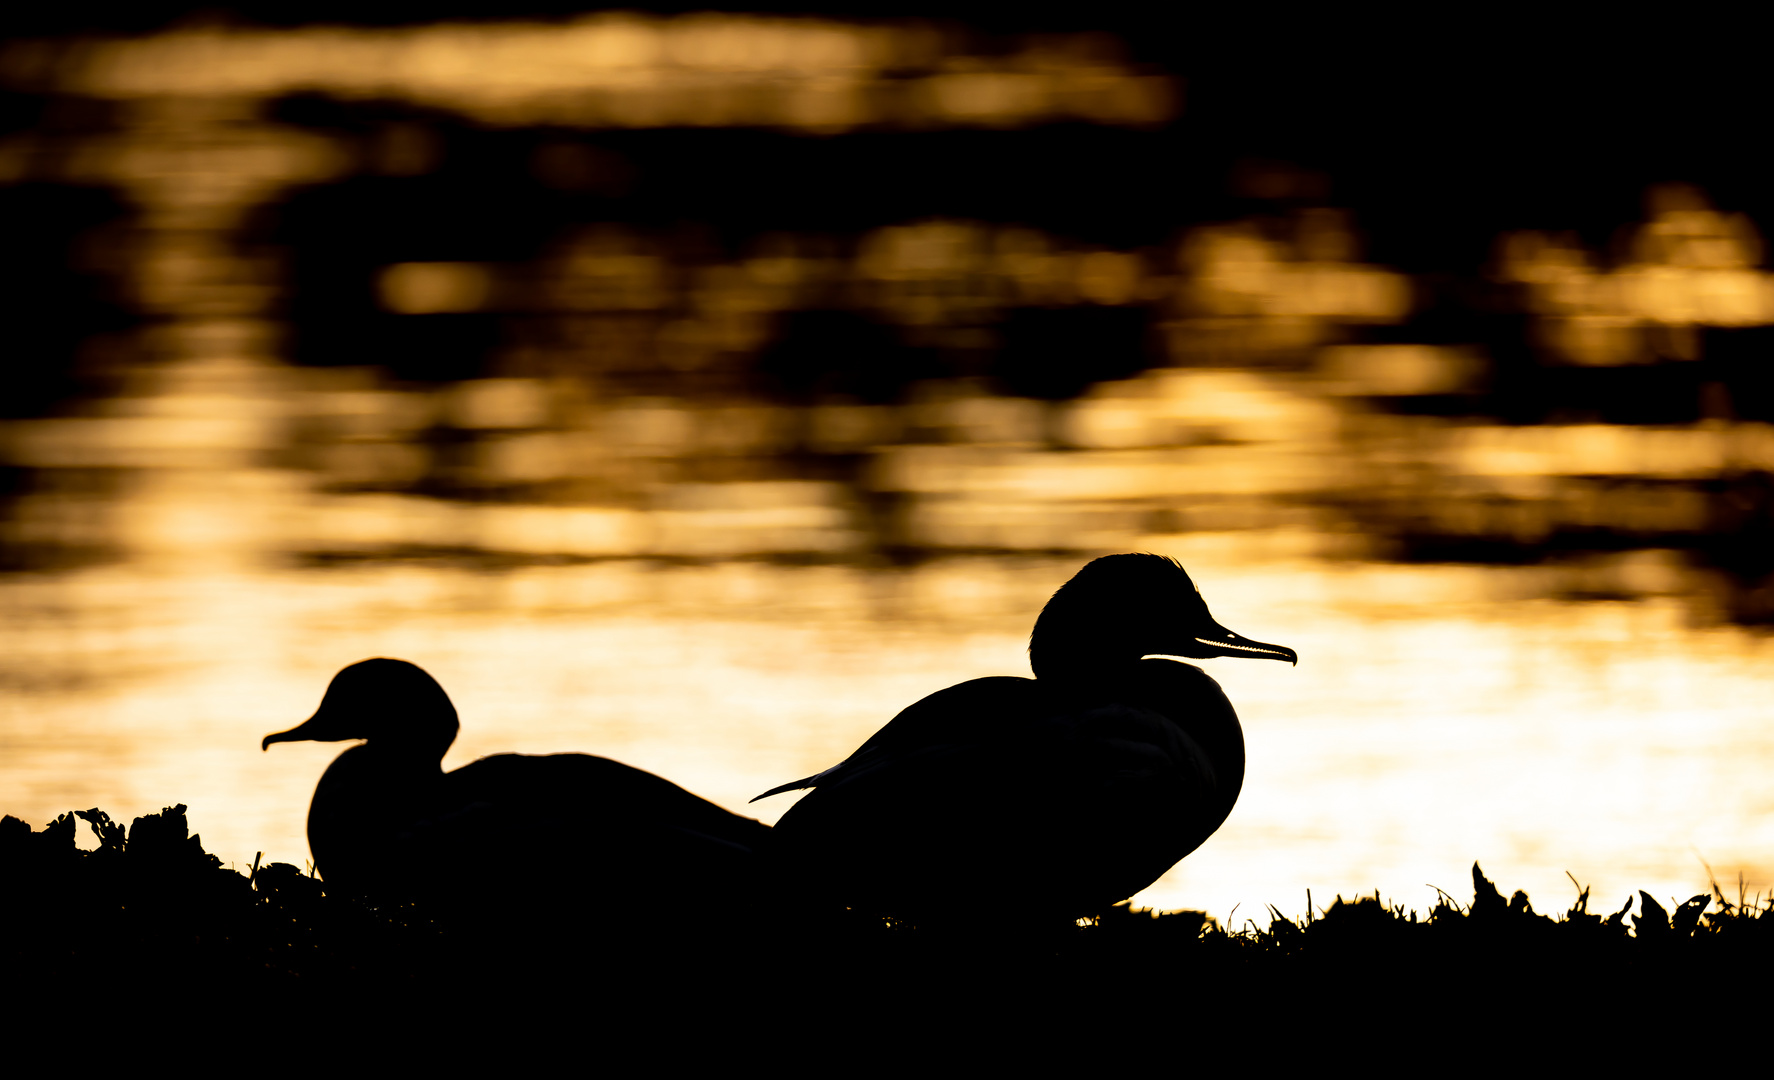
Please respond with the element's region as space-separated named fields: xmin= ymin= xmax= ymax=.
xmin=4 ymin=477 xmax=1769 ymax=923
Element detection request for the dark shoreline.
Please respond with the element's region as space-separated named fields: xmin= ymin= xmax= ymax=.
xmin=7 ymin=804 xmax=1769 ymax=1051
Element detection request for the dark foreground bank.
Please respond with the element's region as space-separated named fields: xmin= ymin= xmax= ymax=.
xmin=5 ymin=804 xmax=1768 ymax=1056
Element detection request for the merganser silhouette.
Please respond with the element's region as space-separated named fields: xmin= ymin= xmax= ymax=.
xmin=263 ymin=658 xmax=771 ymax=934
xmin=753 ymin=554 xmax=1295 ymax=922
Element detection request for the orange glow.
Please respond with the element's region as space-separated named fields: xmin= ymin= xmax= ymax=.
xmin=1319 ymin=345 xmax=1486 ymax=397
xmin=2 ymin=11 xmax=1771 ymax=930
xmin=1180 ymin=223 xmax=1411 ymax=322
xmin=379 ymin=263 xmax=493 ymax=315
xmin=8 ymin=16 xmax=1177 ymax=132
xmin=1497 ymin=189 xmax=1774 ymax=365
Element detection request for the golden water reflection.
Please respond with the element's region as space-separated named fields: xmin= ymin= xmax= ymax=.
xmin=4 ymin=14 xmax=1773 ymax=923
xmin=3 ymin=545 xmax=1768 ymax=922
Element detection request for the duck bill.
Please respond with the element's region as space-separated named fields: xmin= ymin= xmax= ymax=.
xmin=1153 ymin=621 xmax=1298 ymax=666
xmin=261 ymin=710 xmax=346 ymax=751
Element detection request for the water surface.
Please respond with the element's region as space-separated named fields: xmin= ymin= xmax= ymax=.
xmin=4 ymin=519 xmax=1767 ymax=923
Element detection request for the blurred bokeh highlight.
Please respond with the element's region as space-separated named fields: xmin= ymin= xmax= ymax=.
xmin=1 ymin=11 xmax=1770 ymax=920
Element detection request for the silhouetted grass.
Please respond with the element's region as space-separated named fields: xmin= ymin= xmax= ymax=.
xmin=5 ymin=805 xmax=1768 ymax=1052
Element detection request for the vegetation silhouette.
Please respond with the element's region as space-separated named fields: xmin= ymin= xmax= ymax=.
xmin=5 ymin=807 xmax=1768 ymax=1051
xmin=755 ymin=554 xmax=1296 ymax=924
xmin=260 ymin=657 xmax=772 ymax=954
xmin=1 ymin=805 xmax=439 ymax=999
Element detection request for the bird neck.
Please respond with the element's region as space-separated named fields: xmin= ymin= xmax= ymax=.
xmin=319 ymin=743 xmax=446 ymax=796
xmin=365 ymin=703 xmax=458 ymax=770
xmin=364 ymin=738 xmax=450 ymax=775
xmin=1029 ymin=632 xmax=1145 ymax=688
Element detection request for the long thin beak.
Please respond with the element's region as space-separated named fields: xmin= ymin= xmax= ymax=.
xmin=1202 ymin=634 xmax=1296 ymax=665
xmin=262 ymin=712 xmax=327 ymax=751
xmin=1154 ymin=621 xmax=1298 ymax=666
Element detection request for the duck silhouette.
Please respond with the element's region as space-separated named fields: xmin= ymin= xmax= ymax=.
xmin=753 ymin=554 xmax=1295 ymax=923
xmin=263 ymin=658 xmax=772 ymax=935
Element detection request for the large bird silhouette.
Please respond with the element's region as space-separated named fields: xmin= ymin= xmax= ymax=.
xmin=263 ymin=658 xmax=771 ymax=936
xmin=754 ymin=554 xmax=1295 ymax=923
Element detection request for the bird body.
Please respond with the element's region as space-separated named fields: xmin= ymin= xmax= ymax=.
xmin=265 ymin=659 xmax=771 ymax=932
xmin=756 ymin=554 xmax=1293 ymax=922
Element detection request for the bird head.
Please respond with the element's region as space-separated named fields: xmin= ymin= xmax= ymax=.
xmin=1030 ymin=554 xmax=1296 ymax=681
xmin=262 ymin=658 xmax=459 ymax=762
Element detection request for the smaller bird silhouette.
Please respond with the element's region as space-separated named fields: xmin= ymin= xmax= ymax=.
xmin=754 ymin=554 xmax=1295 ymax=924
xmin=263 ymin=658 xmax=771 ymax=938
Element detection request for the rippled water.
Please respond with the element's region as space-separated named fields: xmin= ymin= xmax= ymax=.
xmin=4 ymin=504 xmax=1769 ymax=922
xmin=6 ymin=12 xmax=1772 ymax=933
